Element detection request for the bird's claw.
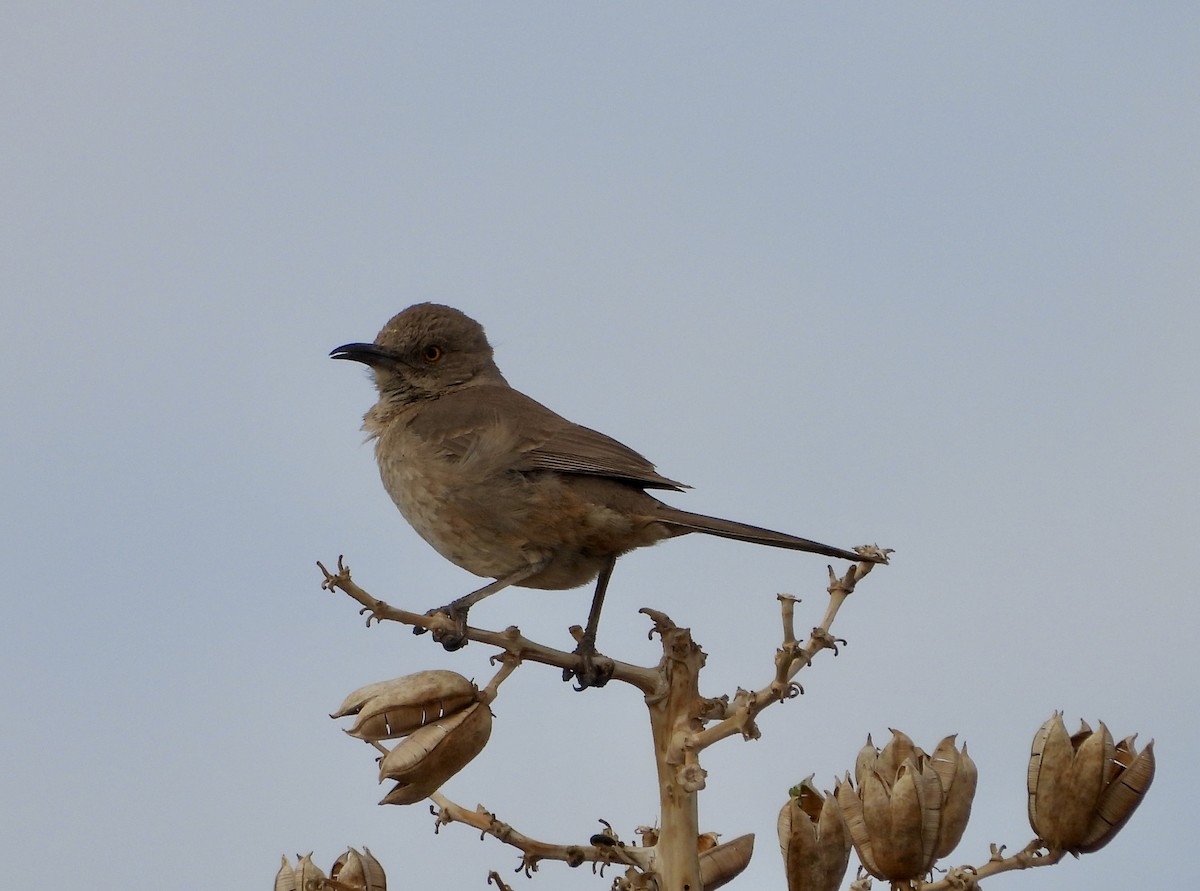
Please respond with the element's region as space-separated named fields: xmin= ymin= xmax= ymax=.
xmin=563 ymin=640 xmax=615 ymax=691
xmin=412 ymin=604 xmax=470 ymax=651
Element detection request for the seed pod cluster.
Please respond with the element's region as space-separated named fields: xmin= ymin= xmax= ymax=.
xmin=330 ymin=847 xmax=387 ymax=890
xmin=777 ymin=776 xmax=851 ymax=891
xmin=834 ymin=730 xmax=976 ymax=882
xmin=332 ymin=670 xmax=493 ymax=806
xmin=1027 ymin=713 xmax=1155 ymax=853
xmin=275 ymin=853 xmax=324 ymax=891
xmin=276 ymin=848 xmax=386 ymax=891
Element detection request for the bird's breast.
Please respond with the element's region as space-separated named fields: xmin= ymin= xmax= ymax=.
xmin=373 ymin=420 xmax=674 ymax=590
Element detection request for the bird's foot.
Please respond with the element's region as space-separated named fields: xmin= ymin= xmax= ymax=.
xmin=562 ymin=638 xmax=615 ymax=691
xmin=412 ymin=603 xmax=470 ymax=651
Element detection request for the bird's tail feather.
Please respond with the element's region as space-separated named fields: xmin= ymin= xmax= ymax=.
xmin=658 ymin=508 xmax=870 ymax=563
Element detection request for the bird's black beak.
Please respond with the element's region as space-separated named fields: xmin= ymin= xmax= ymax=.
xmin=330 ymin=343 xmax=399 ymax=367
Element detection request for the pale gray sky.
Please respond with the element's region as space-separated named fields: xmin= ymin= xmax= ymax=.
xmin=2 ymin=5 xmax=1196 ymax=890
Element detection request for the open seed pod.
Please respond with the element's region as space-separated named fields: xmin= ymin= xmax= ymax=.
xmin=330 ymin=847 xmax=387 ymax=891
xmin=379 ymin=700 xmax=493 ymax=805
xmin=1027 ymin=714 xmax=1155 ymax=853
xmin=698 ymin=833 xmax=754 ymax=890
xmin=777 ymin=777 xmax=851 ymax=891
xmin=837 ymin=754 xmax=943 ymax=881
xmin=274 ymin=855 xmax=297 ymax=891
xmin=274 ymin=853 xmax=325 ymax=891
xmin=927 ymin=735 xmax=977 ymax=858
xmin=332 ymin=670 xmax=479 ymax=741
xmin=856 ymin=729 xmax=916 ymax=786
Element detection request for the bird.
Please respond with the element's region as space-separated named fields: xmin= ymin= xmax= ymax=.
xmin=332 ymin=303 xmax=881 ymax=687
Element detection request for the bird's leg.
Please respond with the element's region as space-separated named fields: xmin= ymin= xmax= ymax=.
xmin=564 ymin=556 xmax=617 ymax=690
xmin=415 ymin=560 xmax=550 ymax=651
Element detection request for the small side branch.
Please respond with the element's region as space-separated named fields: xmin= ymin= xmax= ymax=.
xmin=690 ymin=559 xmax=880 ymax=750
xmin=318 ymin=557 xmax=659 ymax=694
xmin=917 ymin=840 xmax=1067 ymax=890
xmin=428 ymin=792 xmax=653 ymax=877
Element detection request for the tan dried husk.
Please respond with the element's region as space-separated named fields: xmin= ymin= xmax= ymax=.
xmin=698 ymin=833 xmax=754 ymax=890
xmin=330 ymin=847 xmax=387 ymax=891
xmin=1081 ymin=736 xmax=1155 ymax=852
xmin=928 ymin=735 xmax=977 ymax=858
xmin=378 ymin=700 xmax=493 ymax=805
xmin=839 ymin=729 xmax=977 ymax=882
xmin=1027 ymin=714 xmax=1155 ymax=853
xmin=777 ymin=777 xmax=851 ymax=891
xmin=274 ymin=856 xmax=297 ymax=891
xmin=1028 ymin=714 xmax=1104 ymax=849
xmin=275 ymin=853 xmax=325 ymax=891
xmin=872 ymin=758 xmax=941 ymax=880
xmin=863 ymin=729 xmax=916 ymax=785
xmin=835 ymin=774 xmax=876 ymax=877
xmin=332 ymin=670 xmax=479 ymax=741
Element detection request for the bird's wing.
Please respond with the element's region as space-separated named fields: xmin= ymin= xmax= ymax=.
xmin=523 ymin=421 xmax=688 ymax=490
xmin=407 ymin=385 xmax=687 ymax=491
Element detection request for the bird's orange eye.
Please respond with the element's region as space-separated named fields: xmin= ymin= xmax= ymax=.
xmin=422 ymin=344 xmax=444 ymax=363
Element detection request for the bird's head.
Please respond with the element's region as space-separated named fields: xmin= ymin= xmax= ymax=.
xmin=331 ymin=303 xmax=506 ymax=405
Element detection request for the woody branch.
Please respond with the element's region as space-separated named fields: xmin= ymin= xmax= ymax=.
xmin=317 ymin=556 xmax=659 ymax=694
xmin=690 ymin=558 xmax=881 ymax=751
xmin=428 ymin=791 xmax=653 ymax=877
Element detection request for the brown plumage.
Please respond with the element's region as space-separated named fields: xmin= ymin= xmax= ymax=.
xmin=332 ymin=302 xmax=878 ymax=687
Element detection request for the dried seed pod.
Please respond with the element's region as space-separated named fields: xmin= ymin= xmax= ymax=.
xmin=698 ymin=833 xmax=754 ymax=890
xmin=359 ymin=848 xmax=386 ymax=888
xmin=378 ymin=700 xmax=493 ymax=805
xmin=275 ymin=853 xmax=325 ymax=891
xmin=873 ymin=729 xmax=917 ymax=784
xmin=1083 ymin=735 xmax=1155 ymax=853
xmin=928 ymin=735 xmax=977 ymax=858
xmin=332 ymin=670 xmax=479 ymax=741
xmin=330 ymin=847 xmax=387 ymax=890
xmin=777 ymin=777 xmax=851 ymax=891
xmin=274 ymin=855 xmax=298 ymax=891
xmin=853 ymin=736 xmax=878 ymax=787
xmin=875 ymin=758 xmax=941 ymax=879
xmin=1027 ymin=714 xmax=1155 ymax=853
xmin=635 ymin=825 xmax=659 ymax=847
xmin=838 ymin=730 xmax=971 ymax=883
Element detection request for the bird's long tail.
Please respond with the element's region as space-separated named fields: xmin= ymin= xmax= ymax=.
xmin=657 ymin=507 xmax=874 ymax=563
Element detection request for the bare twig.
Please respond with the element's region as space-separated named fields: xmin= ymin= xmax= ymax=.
xmin=916 ymin=840 xmax=1067 ymax=890
xmin=428 ymin=792 xmax=653 ymax=877
xmin=478 ymin=653 xmax=520 ymax=704
xmin=689 ymin=559 xmax=880 ymax=751
xmin=317 ymin=557 xmax=660 ymax=694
